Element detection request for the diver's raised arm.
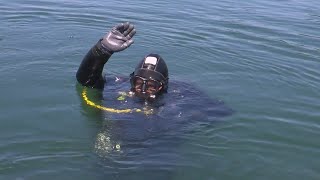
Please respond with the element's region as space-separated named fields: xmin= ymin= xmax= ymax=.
xmin=76 ymin=22 xmax=136 ymax=89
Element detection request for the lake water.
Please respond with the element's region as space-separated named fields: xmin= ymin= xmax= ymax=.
xmin=1 ymin=0 xmax=320 ymax=179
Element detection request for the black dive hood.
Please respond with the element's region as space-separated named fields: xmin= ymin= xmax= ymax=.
xmin=130 ymin=53 xmax=169 ymax=93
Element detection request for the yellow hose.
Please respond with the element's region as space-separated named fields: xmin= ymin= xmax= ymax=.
xmin=82 ymin=88 xmax=145 ymax=114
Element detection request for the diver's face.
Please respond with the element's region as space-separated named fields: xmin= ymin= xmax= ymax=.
xmin=131 ymin=76 xmax=163 ymax=99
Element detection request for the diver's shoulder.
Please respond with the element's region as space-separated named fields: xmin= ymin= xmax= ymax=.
xmin=167 ymin=78 xmax=234 ymax=117
xmin=168 ymin=79 xmax=206 ymax=94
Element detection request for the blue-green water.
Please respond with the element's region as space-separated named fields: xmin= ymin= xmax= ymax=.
xmin=1 ymin=0 xmax=320 ymax=179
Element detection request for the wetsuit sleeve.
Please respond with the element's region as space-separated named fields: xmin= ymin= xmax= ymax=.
xmin=76 ymin=39 xmax=113 ymax=89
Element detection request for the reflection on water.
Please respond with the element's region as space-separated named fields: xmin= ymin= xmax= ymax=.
xmin=95 ymin=131 xmax=121 ymax=156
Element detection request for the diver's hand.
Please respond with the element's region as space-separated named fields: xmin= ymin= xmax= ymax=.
xmin=101 ymin=22 xmax=136 ymax=54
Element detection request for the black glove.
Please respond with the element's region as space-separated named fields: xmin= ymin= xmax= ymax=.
xmin=101 ymin=22 xmax=136 ymax=54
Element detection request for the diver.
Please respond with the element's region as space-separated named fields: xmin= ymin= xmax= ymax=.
xmin=76 ymin=21 xmax=232 ymax=117
xmin=76 ymin=22 xmax=233 ymax=157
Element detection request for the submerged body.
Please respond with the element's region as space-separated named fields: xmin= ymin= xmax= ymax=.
xmin=81 ymin=75 xmax=232 ymax=154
